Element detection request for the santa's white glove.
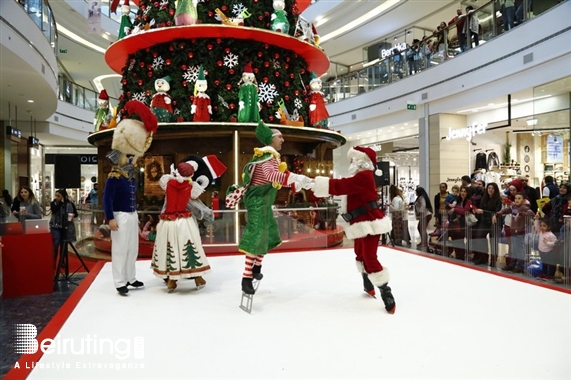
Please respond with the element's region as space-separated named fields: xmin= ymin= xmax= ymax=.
xmin=309 ymin=104 xmax=316 ymax=111
xmin=287 ymin=173 xmax=311 ymax=193
xmin=191 ymin=104 xmax=197 ymax=114
xmin=239 ymin=101 xmax=245 ymax=110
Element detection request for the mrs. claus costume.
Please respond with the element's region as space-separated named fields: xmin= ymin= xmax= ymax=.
xmin=313 ymin=146 xmax=396 ymax=313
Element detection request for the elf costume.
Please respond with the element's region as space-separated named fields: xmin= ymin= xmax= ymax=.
xmin=270 ymin=0 xmax=289 ymax=34
xmin=174 ymin=0 xmax=197 ymax=26
xmin=118 ymin=0 xmax=132 ymax=40
xmin=313 ymin=146 xmax=396 ymax=314
xmin=191 ymin=65 xmax=212 ymax=122
xmin=238 ymin=121 xmax=311 ymax=294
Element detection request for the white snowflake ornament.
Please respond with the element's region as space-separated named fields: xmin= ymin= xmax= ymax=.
xmin=258 ymin=82 xmax=279 ymax=104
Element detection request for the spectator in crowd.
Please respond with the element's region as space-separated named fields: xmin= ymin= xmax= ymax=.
xmin=11 ymin=186 xmax=42 ymax=220
xmin=445 ymin=185 xmax=460 ymax=222
xmin=389 ymin=185 xmax=407 ymax=247
xmin=448 ymin=7 xmax=466 ymax=52
xmin=421 ymin=37 xmax=433 ymax=68
xmin=49 ymin=189 xmax=77 ymax=266
xmin=432 ymin=182 xmax=449 ymax=234
xmin=414 ymin=186 xmax=433 ymax=251
xmin=500 ymin=0 xmax=516 ymax=30
xmin=533 ymin=216 xmax=558 ymax=280
xmin=0 ymin=189 xmax=12 ymax=221
xmin=463 ymin=5 xmax=480 ymax=49
xmin=461 ymin=175 xmax=473 ymax=195
xmin=519 ymin=176 xmax=538 ymax=213
xmin=542 ymin=175 xmax=559 ymax=199
xmin=494 ymin=192 xmax=535 ymax=273
xmin=473 ymin=182 xmax=503 ymax=266
xmin=471 ymin=180 xmax=485 ymax=208
xmin=447 ymin=186 xmax=473 ymax=260
xmin=89 ymin=183 xmax=99 ymax=225
xmin=540 ymin=182 xmax=570 ymax=235
xmin=433 ymin=21 xmax=449 ymax=61
xmin=392 ymin=47 xmax=404 ymax=79
xmin=407 ymin=39 xmax=422 ymax=75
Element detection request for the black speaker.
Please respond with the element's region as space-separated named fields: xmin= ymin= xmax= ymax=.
xmin=55 ymin=155 xmax=81 ymax=189
xmin=374 ymin=162 xmax=391 ymax=187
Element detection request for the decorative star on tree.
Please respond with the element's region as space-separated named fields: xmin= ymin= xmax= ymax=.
xmin=258 ymin=82 xmax=279 ymax=104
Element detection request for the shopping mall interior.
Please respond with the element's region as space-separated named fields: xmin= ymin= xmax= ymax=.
xmin=1 ymin=0 xmax=570 ymax=378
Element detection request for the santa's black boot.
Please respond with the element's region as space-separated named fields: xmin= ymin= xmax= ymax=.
xmin=252 ymin=265 xmax=263 ymax=281
xmin=241 ymin=278 xmax=256 ymax=295
xmin=379 ymin=284 xmax=396 ymax=314
xmin=362 ymin=273 xmax=375 ymax=297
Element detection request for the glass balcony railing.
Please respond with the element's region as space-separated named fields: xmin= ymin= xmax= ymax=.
xmin=58 ymin=76 xmax=103 ymax=112
xmin=323 ymin=0 xmax=560 ymax=103
xmin=14 ymin=0 xmax=57 ymax=54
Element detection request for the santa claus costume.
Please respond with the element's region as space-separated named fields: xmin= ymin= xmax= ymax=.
xmin=313 ymin=146 xmax=396 ymax=313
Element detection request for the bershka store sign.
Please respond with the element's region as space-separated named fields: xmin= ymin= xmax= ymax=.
xmin=445 ymin=122 xmax=487 ymax=141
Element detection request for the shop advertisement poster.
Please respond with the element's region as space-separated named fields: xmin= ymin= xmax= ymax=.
xmin=546 ymin=134 xmax=563 ymax=163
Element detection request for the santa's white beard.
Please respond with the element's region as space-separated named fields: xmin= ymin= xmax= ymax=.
xmin=348 ymin=160 xmax=373 ymax=176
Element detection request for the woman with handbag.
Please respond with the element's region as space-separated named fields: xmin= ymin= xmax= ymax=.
xmin=473 ymin=183 xmax=503 ymax=266
xmin=447 ymin=186 xmax=473 ymax=260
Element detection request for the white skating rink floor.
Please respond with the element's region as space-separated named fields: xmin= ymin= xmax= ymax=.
xmin=21 ymin=247 xmax=571 ymax=379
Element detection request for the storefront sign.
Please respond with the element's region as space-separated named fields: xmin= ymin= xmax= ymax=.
xmin=80 ymin=155 xmax=98 ymax=164
xmin=381 ymin=42 xmax=406 ymax=59
xmin=445 ymin=122 xmax=487 ymax=141
xmin=6 ymin=126 xmax=21 ymax=138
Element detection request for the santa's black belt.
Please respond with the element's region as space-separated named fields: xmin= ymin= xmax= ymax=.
xmin=342 ymin=200 xmax=380 ymax=222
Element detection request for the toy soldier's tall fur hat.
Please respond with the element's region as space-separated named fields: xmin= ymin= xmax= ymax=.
xmin=111 ymin=100 xmax=158 ymax=160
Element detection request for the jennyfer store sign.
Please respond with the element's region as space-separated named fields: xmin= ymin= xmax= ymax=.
xmin=445 ymin=122 xmax=487 ymax=141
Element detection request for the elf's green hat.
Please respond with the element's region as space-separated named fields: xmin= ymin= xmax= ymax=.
xmin=309 ymin=71 xmax=319 ymax=82
xmin=162 ymin=75 xmax=172 ymax=82
xmin=197 ymin=65 xmax=206 ymax=83
xmin=256 ymin=120 xmax=274 ymax=146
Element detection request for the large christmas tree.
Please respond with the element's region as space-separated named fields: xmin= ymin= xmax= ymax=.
xmin=107 ymin=0 xmax=325 ymax=126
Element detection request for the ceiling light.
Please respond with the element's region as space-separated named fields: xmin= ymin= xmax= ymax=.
xmin=526 ymin=119 xmax=538 ymax=126
xmin=27 ymin=100 xmax=34 ymax=103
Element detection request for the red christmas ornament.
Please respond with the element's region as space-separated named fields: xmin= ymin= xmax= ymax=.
xmin=216 ymin=38 xmax=222 ymax=44
xmin=258 ymin=16 xmax=263 ymax=21
xmin=229 ymin=103 xmax=235 ymax=110
xmin=217 ymin=60 xmax=223 ymax=67
xmin=266 ymin=23 xmax=270 ymax=28
xmin=208 ymin=11 xmax=213 ymax=17
xmin=300 ymin=68 xmax=306 ymax=74
xmin=207 ymin=44 xmax=213 ymax=50
xmin=226 ymin=84 xmax=232 ymax=90
xmin=132 ymin=73 xmax=137 ymax=78
xmin=294 ymin=53 xmax=299 ymax=58
xmin=221 ymin=5 xmax=227 ymax=11
xmin=148 ymin=72 xmax=153 ymax=78
xmin=191 ymin=39 xmax=197 ymax=43
xmin=173 ymin=100 xmax=177 ymax=106
xmin=225 ymin=47 xmax=231 ymax=54
xmin=284 ymin=95 xmax=290 ymax=100
xmin=153 ymin=52 xmax=158 ymax=58
xmin=146 ymin=90 xmax=151 ymax=97
xmin=187 ymin=52 xmax=194 ymax=59
xmin=147 ymin=64 xmax=153 ymax=71
xmin=169 ymin=9 xmax=174 ymax=16
xmin=182 ymin=81 xmax=187 ymax=87
xmin=169 ymin=45 xmax=175 ymax=52
xmin=274 ymin=71 xmax=280 ymax=77
xmin=289 ymin=73 xmax=295 ymax=79
xmin=284 ymin=63 xmax=289 ymax=70
xmin=229 ymin=68 xmax=234 ymax=75
xmin=126 ymin=91 xmax=131 ymax=97
xmin=284 ymin=81 xmax=290 ymax=87
xmin=165 ymin=59 xmax=171 ymax=66
xmin=294 ymin=90 xmax=299 ymax=96
xmin=139 ymin=62 xmax=145 ymax=68
xmin=264 ymin=61 xmax=270 ymax=68
xmin=166 ymin=21 xmax=171 ymax=26
xmin=264 ymin=44 xmax=269 ymax=49
xmin=179 ymin=43 xmax=185 ymax=49
xmin=256 ymin=51 xmax=262 ymax=58
xmin=213 ymin=106 xmax=218 ymax=112
xmin=182 ymin=64 xmax=187 ymax=71
xmin=269 ymin=115 xmax=274 ymax=122
xmin=122 ymin=79 xmax=127 ymax=85
xmin=263 ymin=76 xmax=269 ymax=83
xmin=274 ymin=53 xmax=280 ymax=59
xmin=154 ymin=2 xmax=158 ymax=7
xmin=286 ymin=57 xmax=291 ymax=62
xmin=214 ymin=80 xmax=220 ymax=86
xmin=264 ymin=12 xmax=269 ymax=17
xmin=253 ymin=68 xmax=259 ymax=74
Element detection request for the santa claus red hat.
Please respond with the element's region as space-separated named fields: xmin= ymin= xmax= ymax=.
xmin=99 ymin=89 xmax=109 ymax=100
xmin=311 ymin=24 xmax=319 ymax=37
xmin=203 ymin=155 xmax=227 ymax=179
xmin=349 ymin=146 xmax=382 ymax=176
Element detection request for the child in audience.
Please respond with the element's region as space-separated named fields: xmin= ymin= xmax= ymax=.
xmin=139 ymin=214 xmax=157 ymax=242
xmin=445 ymin=185 xmax=459 ymax=223
xmin=534 ymin=216 xmax=558 ymax=280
